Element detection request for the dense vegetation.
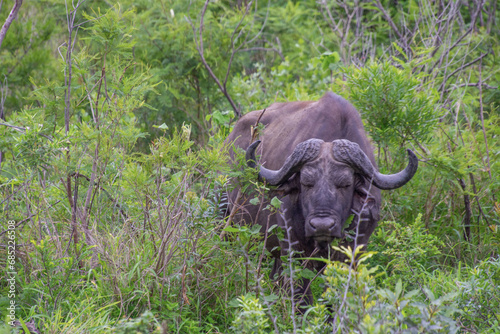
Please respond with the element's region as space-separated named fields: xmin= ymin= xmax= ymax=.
xmin=0 ymin=0 xmax=499 ymax=332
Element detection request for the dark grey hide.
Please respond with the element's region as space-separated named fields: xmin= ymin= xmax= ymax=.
xmin=225 ymin=92 xmax=418 ymax=306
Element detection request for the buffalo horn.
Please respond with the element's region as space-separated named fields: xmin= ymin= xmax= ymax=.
xmin=331 ymin=139 xmax=418 ymax=190
xmin=246 ymin=139 xmax=323 ymax=185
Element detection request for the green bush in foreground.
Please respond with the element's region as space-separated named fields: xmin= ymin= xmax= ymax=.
xmin=456 ymin=257 xmax=500 ymax=332
xmin=231 ymin=246 xmax=460 ymax=334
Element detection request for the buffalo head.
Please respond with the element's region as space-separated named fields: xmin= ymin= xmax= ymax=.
xmin=246 ymin=138 xmax=418 ymax=248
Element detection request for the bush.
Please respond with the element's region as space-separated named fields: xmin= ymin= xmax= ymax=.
xmin=370 ymin=214 xmax=445 ymax=288
xmin=231 ymin=246 xmax=460 ymax=333
xmin=456 ymin=257 xmax=500 ymax=332
xmin=342 ymin=61 xmax=441 ymax=153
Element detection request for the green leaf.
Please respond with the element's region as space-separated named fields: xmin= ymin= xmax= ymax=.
xmin=250 ymin=197 xmax=260 ymax=205
xmin=153 ymin=123 xmax=168 ymax=130
xmin=267 ymin=224 xmax=279 ymax=233
xmin=321 ymin=51 xmax=340 ymax=70
xmin=301 ymin=268 xmax=316 ymax=279
xmin=17 ymin=318 xmax=31 ymax=334
xmin=222 ymin=226 xmax=241 ymax=233
xmin=343 ymin=214 xmax=354 ymax=229
xmin=395 ymin=279 xmax=403 ymax=297
xmin=392 ymin=42 xmax=408 ymax=60
xmin=228 ymin=297 xmax=242 ymax=308
xmin=270 ymin=196 xmax=282 ymax=209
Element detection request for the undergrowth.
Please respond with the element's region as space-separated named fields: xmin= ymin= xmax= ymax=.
xmin=0 ymin=3 xmax=499 ymax=333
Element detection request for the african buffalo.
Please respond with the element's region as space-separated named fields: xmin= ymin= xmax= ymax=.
xmin=225 ymin=92 xmax=418 ymax=305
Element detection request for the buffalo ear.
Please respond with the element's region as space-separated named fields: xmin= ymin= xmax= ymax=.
xmin=273 ymin=173 xmax=300 ymax=196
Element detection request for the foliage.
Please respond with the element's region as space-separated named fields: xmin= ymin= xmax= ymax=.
xmin=342 ymin=61 xmax=441 ymax=149
xmin=0 ymin=0 xmax=499 ymax=333
xmin=108 ymin=311 xmax=161 ymax=334
xmin=231 ymin=295 xmax=270 ymax=334
xmin=319 ymin=246 xmax=458 ymax=334
xmin=231 ymin=246 xmax=460 ymax=333
xmin=456 ymin=258 xmax=500 ymax=331
xmin=370 ymin=214 xmax=445 ymax=288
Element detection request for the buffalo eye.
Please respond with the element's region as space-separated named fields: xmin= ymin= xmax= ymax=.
xmin=333 ymin=174 xmax=353 ymax=188
xmin=300 ymin=172 xmax=316 ymax=188
xmin=336 ymin=181 xmax=352 ymax=189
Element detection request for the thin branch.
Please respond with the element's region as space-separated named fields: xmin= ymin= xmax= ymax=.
xmin=430 ymin=1 xmax=482 ymax=75
xmin=372 ymin=0 xmax=402 ymax=39
xmin=486 ymin=0 xmax=496 ymax=34
xmin=0 ymin=0 xmax=23 ymax=50
xmin=242 ymin=0 xmax=271 ymax=47
xmin=251 ymin=108 xmax=266 ymax=142
xmin=0 ymin=122 xmax=53 ymax=141
xmin=428 ymin=1 xmax=459 ymax=58
xmin=0 ymin=200 xmax=61 ymax=237
xmin=224 ymin=0 xmax=254 ymax=89
xmin=477 ymin=58 xmax=492 ymax=179
xmin=69 ymin=171 xmax=129 ymax=221
xmin=189 ymin=0 xmax=241 ymax=117
xmin=445 ymin=82 xmax=497 ymax=92
xmin=0 ymin=121 xmax=23 ymax=132
xmin=440 ymin=53 xmax=488 ymax=91
xmin=334 ymin=176 xmax=374 ymax=330
xmin=72 ymin=13 xmax=106 ymax=29
xmin=63 ymin=0 xmax=86 ymax=135
xmin=318 ymin=0 xmax=343 ymax=39
xmin=458 ymin=178 xmax=472 ymax=241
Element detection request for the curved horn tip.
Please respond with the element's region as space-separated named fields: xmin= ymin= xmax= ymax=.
xmin=373 ymin=148 xmax=419 ymax=190
xmin=249 ymin=140 xmax=261 ymax=150
xmin=246 ymin=140 xmax=261 ymax=168
xmin=406 ymin=149 xmax=419 ymax=169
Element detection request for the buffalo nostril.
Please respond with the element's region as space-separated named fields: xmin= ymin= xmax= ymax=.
xmin=309 ymin=217 xmax=335 ymax=232
xmin=308 ymin=217 xmax=343 ymax=239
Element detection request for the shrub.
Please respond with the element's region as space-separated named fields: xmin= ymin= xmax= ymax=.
xmin=370 ymin=214 xmax=445 ymax=289
xmin=456 ymin=257 xmax=500 ymax=332
xmin=231 ymin=246 xmax=459 ymax=333
xmin=342 ymin=61 xmax=441 ymax=151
